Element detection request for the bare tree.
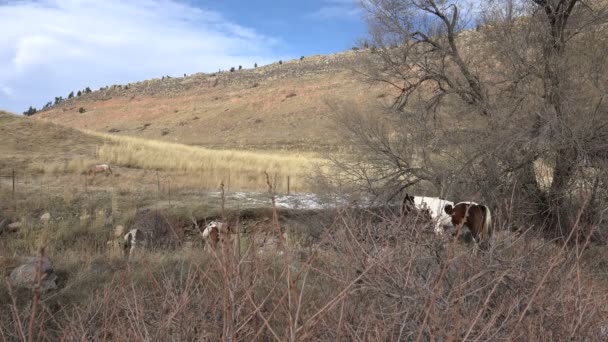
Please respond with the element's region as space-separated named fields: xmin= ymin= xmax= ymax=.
xmin=331 ymin=0 xmax=608 ymax=235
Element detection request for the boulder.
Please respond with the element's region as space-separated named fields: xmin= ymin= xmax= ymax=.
xmin=9 ymin=256 xmax=58 ymax=292
xmin=7 ymin=222 xmax=22 ymax=232
xmin=40 ymin=212 xmax=51 ymax=223
xmin=113 ymin=225 xmax=125 ymax=237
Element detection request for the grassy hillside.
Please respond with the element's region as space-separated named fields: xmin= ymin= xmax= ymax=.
xmin=0 ymin=110 xmax=103 ymax=171
xmin=0 ymin=111 xmax=321 ymax=192
xmin=34 ymin=51 xmax=392 ymax=152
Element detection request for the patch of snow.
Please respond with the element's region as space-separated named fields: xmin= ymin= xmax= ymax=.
xmin=274 ymin=193 xmax=328 ymax=209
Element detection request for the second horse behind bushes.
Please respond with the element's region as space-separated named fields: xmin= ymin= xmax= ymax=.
xmin=444 ymin=202 xmax=492 ymax=249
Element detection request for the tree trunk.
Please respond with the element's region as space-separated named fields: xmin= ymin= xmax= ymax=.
xmin=544 ymin=148 xmax=577 ymax=236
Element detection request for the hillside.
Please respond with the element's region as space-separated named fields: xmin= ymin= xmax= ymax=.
xmin=0 ymin=111 xmax=103 ymax=171
xmin=34 ymin=50 xmax=391 ymax=152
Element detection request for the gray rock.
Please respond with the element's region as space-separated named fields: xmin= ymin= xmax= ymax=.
xmin=40 ymin=212 xmax=51 ymax=222
xmin=9 ymin=257 xmax=58 ymax=292
xmin=7 ymin=221 xmax=22 ymax=232
xmin=113 ymin=224 xmax=125 ymax=237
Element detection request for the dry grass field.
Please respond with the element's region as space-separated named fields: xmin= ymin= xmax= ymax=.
xmin=0 ymin=111 xmax=103 ymax=171
xmin=1 ymin=110 xmax=324 ymax=193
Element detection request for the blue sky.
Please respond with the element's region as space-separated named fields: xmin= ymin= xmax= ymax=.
xmin=0 ymin=0 xmax=366 ymax=114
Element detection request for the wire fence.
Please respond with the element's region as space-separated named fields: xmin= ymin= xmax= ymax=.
xmin=0 ymin=169 xmax=15 ymax=194
xmin=0 ymin=168 xmax=299 ymax=199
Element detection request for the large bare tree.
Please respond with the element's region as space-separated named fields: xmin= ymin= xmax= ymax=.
xmin=331 ymin=0 xmax=608 ymax=235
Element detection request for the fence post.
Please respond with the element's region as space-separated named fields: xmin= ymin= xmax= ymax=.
xmin=287 ymin=176 xmax=290 ymax=195
xmin=156 ymin=172 xmax=161 ymax=193
xmin=12 ymin=169 xmax=15 ymax=195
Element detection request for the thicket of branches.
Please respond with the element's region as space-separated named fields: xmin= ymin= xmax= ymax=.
xmin=330 ymin=0 xmax=608 ymax=237
xmin=2 ymin=207 xmax=608 ymax=341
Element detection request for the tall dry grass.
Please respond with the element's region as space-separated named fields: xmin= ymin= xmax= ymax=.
xmin=2 ymin=191 xmax=608 ymax=341
xmin=22 ymin=131 xmax=328 ymax=192
xmin=91 ymin=132 xmax=324 ymax=176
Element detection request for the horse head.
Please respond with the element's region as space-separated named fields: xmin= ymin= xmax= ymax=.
xmin=401 ymin=193 xmax=416 ymax=215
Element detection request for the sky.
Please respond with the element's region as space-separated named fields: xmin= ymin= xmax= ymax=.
xmin=0 ymin=0 xmax=366 ymax=114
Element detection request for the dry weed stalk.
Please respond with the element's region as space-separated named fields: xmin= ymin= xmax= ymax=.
xmin=2 ymin=185 xmax=608 ymax=340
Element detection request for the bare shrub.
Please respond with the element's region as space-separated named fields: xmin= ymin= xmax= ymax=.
xmin=128 ymin=210 xmax=184 ymax=251
xmin=331 ymin=0 xmax=608 ymax=237
xmin=2 ymin=202 xmax=608 ymax=341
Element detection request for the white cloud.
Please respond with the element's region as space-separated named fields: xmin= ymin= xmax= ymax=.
xmin=1 ymin=85 xmax=14 ymax=96
xmin=306 ymin=0 xmax=362 ymax=20
xmin=0 ymin=0 xmax=288 ymax=112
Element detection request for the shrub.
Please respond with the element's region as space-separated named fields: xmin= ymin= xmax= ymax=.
xmin=85 ymin=87 xmax=92 ymax=93
xmin=78 ymin=107 xmax=86 ymax=114
xmin=23 ymin=106 xmax=37 ymax=116
xmin=68 ymin=91 xmax=74 ymax=99
xmin=230 ymin=67 xmax=235 ymax=72
xmin=300 ymin=56 xmax=304 ymax=61
xmin=254 ymin=62 xmax=258 ymax=68
xmin=238 ymin=65 xmax=242 ymax=70
xmin=77 ymin=90 xmax=82 ymax=97
xmin=278 ymin=60 xmax=283 ymax=65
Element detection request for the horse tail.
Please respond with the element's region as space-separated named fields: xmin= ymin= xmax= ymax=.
xmin=481 ymin=205 xmax=492 ymax=241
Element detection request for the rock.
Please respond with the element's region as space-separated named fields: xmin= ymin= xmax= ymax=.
xmin=40 ymin=212 xmax=51 ymax=222
xmin=113 ymin=225 xmax=125 ymax=237
xmin=9 ymin=257 xmax=58 ymax=292
xmin=7 ymin=222 xmax=21 ymax=232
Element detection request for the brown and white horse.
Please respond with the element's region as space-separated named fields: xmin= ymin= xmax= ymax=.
xmin=201 ymin=220 xmax=234 ymax=251
xmin=444 ymin=202 xmax=493 ymax=249
xmin=401 ymin=194 xmax=455 ymax=234
xmin=87 ymin=164 xmax=113 ymax=176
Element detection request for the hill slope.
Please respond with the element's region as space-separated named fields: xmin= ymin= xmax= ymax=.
xmin=34 ymin=50 xmax=391 ymax=152
xmin=0 ymin=111 xmax=103 ymax=171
